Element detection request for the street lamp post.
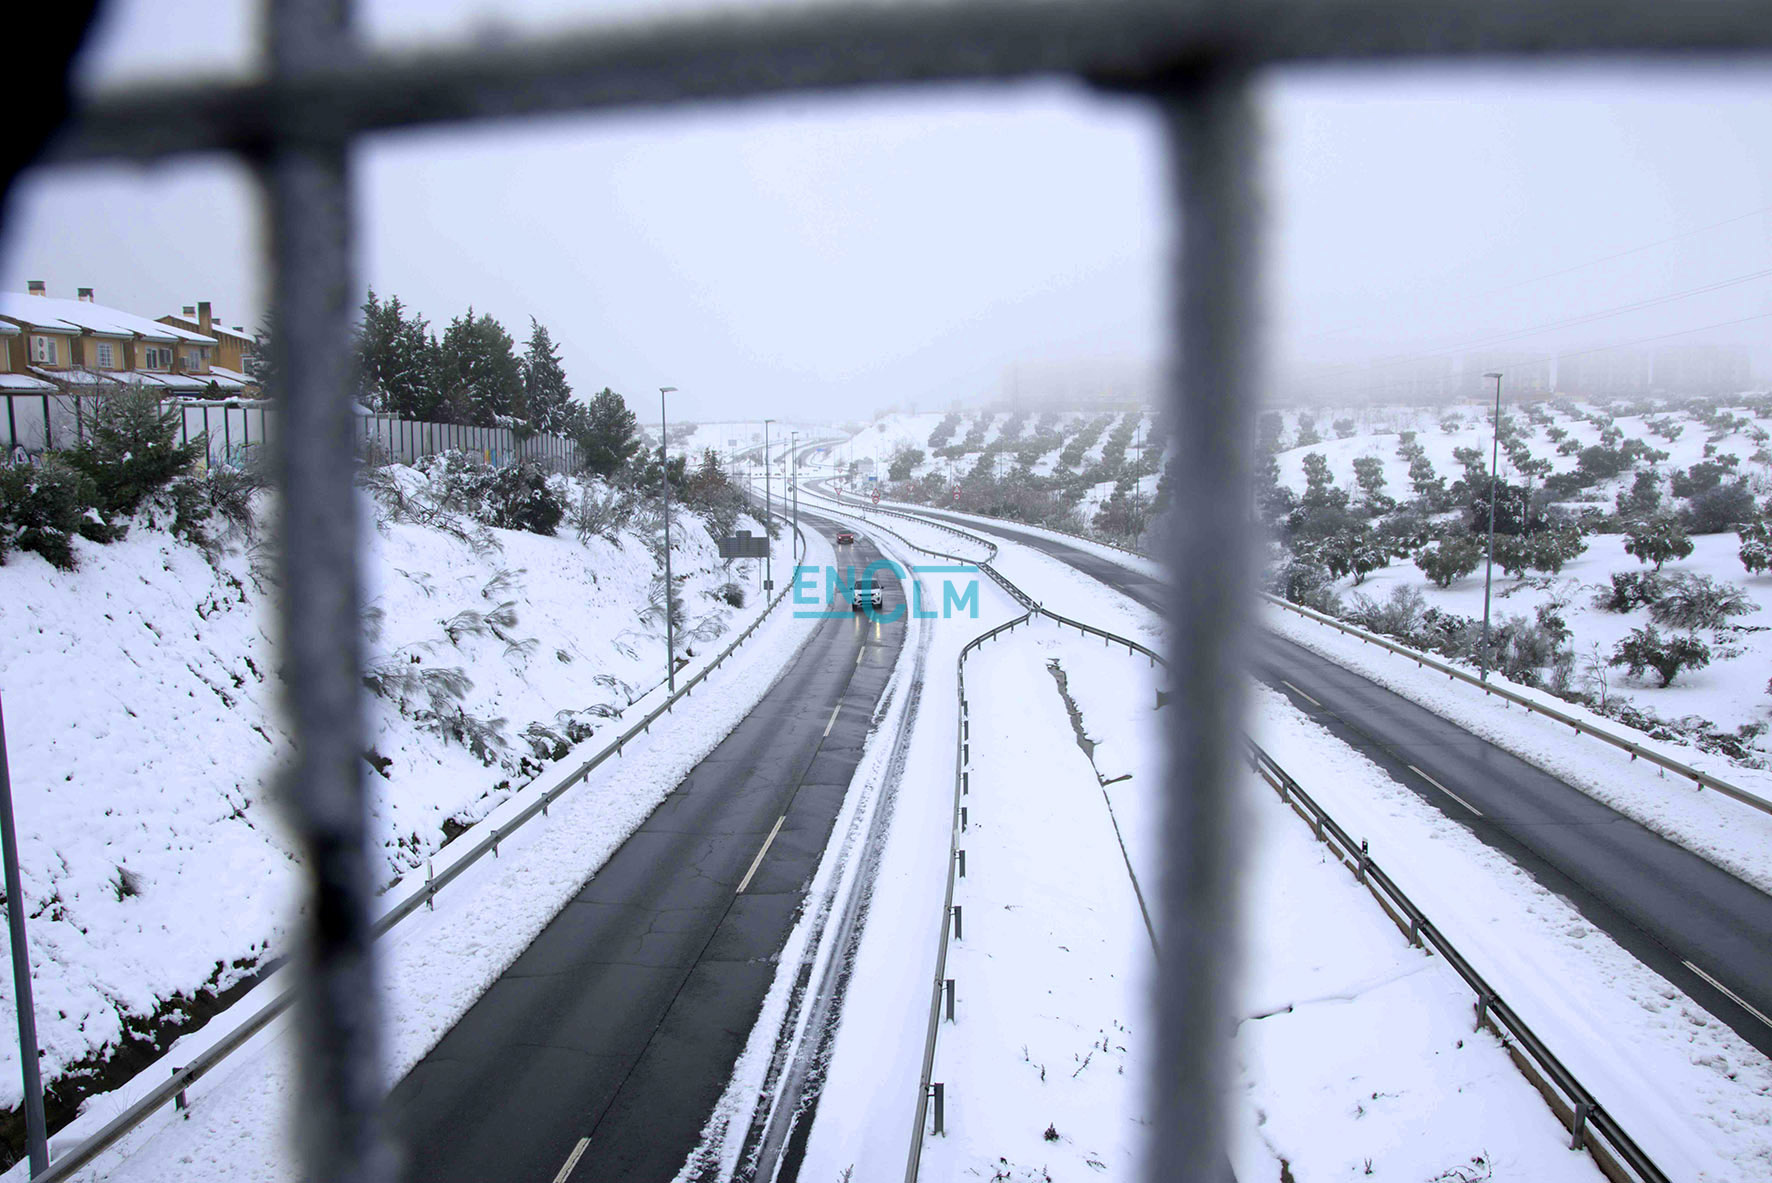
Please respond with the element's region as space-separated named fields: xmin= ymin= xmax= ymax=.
xmin=1480 ymin=371 xmax=1503 ymax=681
xmin=763 ymin=419 xmax=775 ymax=593
xmin=790 ymin=430 xmax=800 ymax=563
xmin=659 ymin=387 xmax=677 ymax=692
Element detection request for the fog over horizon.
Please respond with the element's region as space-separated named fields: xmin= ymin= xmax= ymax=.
xmin=6 ymin=1 xmax=1772 ymax=421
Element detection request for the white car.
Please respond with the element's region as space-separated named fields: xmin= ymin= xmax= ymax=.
xmin=852 ymin=578 xmax=883 ymax=611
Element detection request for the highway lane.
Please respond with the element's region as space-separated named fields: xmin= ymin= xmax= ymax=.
xmin=387 ymin=523 xmax=907 ymax=1183
xmin=895 ymin=504 xmax=1772 ymax=1060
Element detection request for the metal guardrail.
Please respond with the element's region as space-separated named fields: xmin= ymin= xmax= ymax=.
xmin=33 ymin=512 xmax=806 ymax=1183
xmin=874 ymin=493 xmax=1769 ymax=820
xmin=1262 ymin=595 xmax=1771 ymax=818
xmin=850 ymin=489 xmax=1670 ymax=1183
xmin=1249 ymin=747 xmax=1668 ymax=1183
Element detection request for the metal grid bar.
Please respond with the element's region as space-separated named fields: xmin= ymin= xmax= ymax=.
xmin=1152 ymin=64 xmax=1259 ymax=1180
xmin=13 ymin=3 xmax=1771 ymax=1182
xmin=44 ymin=1 xmax=1772 ymax=166
xmin=261 ymin=2 xmax=393 ymax=1181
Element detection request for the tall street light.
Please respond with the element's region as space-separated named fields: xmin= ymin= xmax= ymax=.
xmin=763 ymin=418 xmax=775 ymax=593
xmin=1480 ymin=370 xmax=1503 ymax=682
xmin=790 ymin=430 xmax=800 ymax=566
xmin=659 ymin=387 xmax=678 ymax=692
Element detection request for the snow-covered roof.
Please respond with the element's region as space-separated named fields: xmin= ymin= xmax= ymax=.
xmin=0 ymin=321 xmax=17 ymax=336
xmin=0 ymin=373 xmax=57 ymax=392
xmin=30 ymin=366 xmax=248 ymax=392
xmin=207 ymin=365 xmax=255 ymax=385
xmin=0 ymin=293 xmax=215 ymax=344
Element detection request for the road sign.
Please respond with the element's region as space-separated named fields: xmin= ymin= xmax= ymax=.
xmin=871 ymin=490 xmax=881 ymax=504
xmin=718 ymin=531 xmax=770 ymax=559
xmin=951 ymin=488 xmax=959 ymax=502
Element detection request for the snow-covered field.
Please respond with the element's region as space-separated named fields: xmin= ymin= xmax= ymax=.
xmin=0 ymin=465 xmax=789 ymax=1115
xmin=1267 ymin=398 xmax=1772 ymax=751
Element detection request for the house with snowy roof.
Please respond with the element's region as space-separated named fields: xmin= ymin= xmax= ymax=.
xmin=0 ymin=282 xmax=252 ymax=398
xmin=157 ymin=301 xmax=258 ymax=383
xmin=0 ymin=319 xmax=59 ymax=395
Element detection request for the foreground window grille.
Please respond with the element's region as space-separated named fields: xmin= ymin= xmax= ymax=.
xmin=12 ymin=2 xmax=1770 ymax=1180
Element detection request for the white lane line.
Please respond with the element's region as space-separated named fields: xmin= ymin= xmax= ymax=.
xmin=856 ymin=646 xmax=865 ymax=666
xmin=824 ymin=702 xmax=841 ymax=737
xmin=1280 ymin=680 xmax=1321 ymax=708
xmin=1406 ymin=764 xmax=1484 ymax=818
xmin=1684 ymin=959 xmax=1772 ymax=1030
xmin=736 ymin=814 xmax=787 ymax=894
xmin=552 ymin=1137 xmax=590 ymax=1183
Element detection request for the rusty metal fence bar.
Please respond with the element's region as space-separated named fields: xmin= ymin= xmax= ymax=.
xmin=21 ymin=3 xmax=1772 ymax=1182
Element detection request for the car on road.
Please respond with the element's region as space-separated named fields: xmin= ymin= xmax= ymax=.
xmin=852 ymin=577 xmax=883 ymax=611
xmin=835 ymin=531 xmax=854 ymax=545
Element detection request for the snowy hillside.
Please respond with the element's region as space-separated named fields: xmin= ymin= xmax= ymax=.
xmin=0 ymin=460 xmax=783 ymax=1119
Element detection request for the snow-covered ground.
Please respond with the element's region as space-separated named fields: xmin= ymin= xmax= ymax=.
xmin=0 ymin=464 xmax=790 ymax=1116
xmin=836 ymin=510 xmax=1772 ymax=1183
xmin=13 ymin=523 xmax=830 ymax=1183
xmin=1268 ymin=398 xmax=1772 ymax=750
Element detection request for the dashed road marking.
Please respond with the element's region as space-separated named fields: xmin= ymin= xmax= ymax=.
xmin=1407 ymin=764 xmax=1484 ymax=818
xmin=824 ymin=703 xmax=841 ymax=737
xmin=1280 ymin=680 xmax=1321 ymax=708
xmin=1684 ymin=960 xmax=1772 ymax=1030
xmin=737 ymin=814 xmax=786 ymax=894
xmin=552 ymin=1137 xmax=590 ymax=1183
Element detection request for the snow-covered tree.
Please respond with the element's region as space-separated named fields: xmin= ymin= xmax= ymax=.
xmin=438 ymin=308 xmax=523 ymax=427
xmin=520 ymin=318 xmax=574 ymax=435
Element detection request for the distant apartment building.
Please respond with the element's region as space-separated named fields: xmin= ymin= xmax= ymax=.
xmin=1649 ymin=343 xmax=1752 ymax=396
xmin=0 ymin=282 xmax=255 ymax=398
xmin=1461 ymin=352 xmax=1552 ymax=398
xmin=1555 ymin=347 xmax=1650 ymax=398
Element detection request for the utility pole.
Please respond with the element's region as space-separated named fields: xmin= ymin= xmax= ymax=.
xmin=659 ymin=387 xmax=677 ymax=692
xmin=1480 ymin=371 xmax=1503 ymax=682
xmin=0 ymin=695 xmax=47 ymax=1175
xmin=763 ymin=418 xmax=775 ymax=593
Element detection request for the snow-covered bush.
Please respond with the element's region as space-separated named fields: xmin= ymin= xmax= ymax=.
xmin=1648 ymin=573 xmax=1756 ymax=632
xmin=418 ymin=453 xmax=566 ymax=536
xmin=570 ymin=482 xmax=634 ymax=544
xmin=0 ymin=457 xmax=117 ymax=570
xmin=1741 ymin=519 xmax=1772 ymax=575
xmin=1414 ymin=533 xmax=1483 ymax=588
xmin=1594 ymin=570 xmax=1665 ymax=613
xmin=1623 ymin=517 xmax=1694 ymax=571
xmin=1610 ymin=624 xmax=1711 ymax=687
xmin=1681 ymin=479 xmax=1757 ymax=535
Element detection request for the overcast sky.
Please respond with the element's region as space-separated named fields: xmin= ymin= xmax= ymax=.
xmin=5 ymin=1 xmax=1772 ymax=421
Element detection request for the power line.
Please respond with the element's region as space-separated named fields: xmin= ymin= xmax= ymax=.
xmin=1309 ymin=200 xmax=1772 ymax=344
xmin=1316 ymin=263 xmax=1772 ymax=379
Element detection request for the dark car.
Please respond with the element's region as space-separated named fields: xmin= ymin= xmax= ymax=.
xmin=836 ymin=532 xmax=855 ymax=545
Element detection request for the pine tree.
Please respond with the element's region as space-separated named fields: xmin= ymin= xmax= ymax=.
xmin=357 ymin=291 xmax=443 ymax=419
xmin=576 ymin=388 xmax=641 ymax=477
xmin=520 ymin=318 xmax=574 ymax=435
xmin=438 ymin=308 xmax=523 ymax=427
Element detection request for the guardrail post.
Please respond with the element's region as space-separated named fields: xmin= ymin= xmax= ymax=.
xmin=1569 ymin=1101 xmax=1592 ymax=1151
xmin=1474 ymin=990 xmax=1493 ymax=1032
xmin=944 ymin=978 xmax=956 ymax=1021
xmin=961 ymin=771 xmax=969 ymax=795
xmin=960 ymin=807 xmax=968 ymax=832
xmin=951 ymin=905 xmax=963 ymax=941
xmin=1356 ymin=838 xmax=1369 ymax=884
xmin=929 ymin=1082 xmax=945 ymax=1136
xmin=173 ymin=1067 xmax=189 ymax=1114
xmin=956 ymin=849 xmax=966 ymax=878
xmin=425 ymin=859 xmax=434 ymax=910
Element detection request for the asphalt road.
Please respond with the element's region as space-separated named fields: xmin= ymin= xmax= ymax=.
xmin=387 ymin=523 xmax=907 ymax=1183
xmin=899 ymin=504 xmax=1772 ymax=1060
